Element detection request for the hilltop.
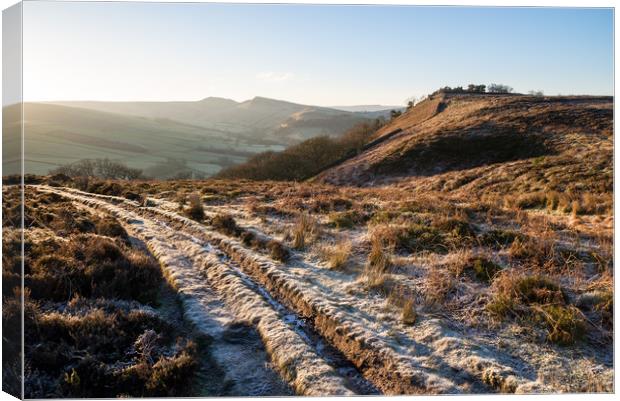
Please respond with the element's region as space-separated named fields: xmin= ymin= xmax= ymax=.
xmin=316 ymin=93 xmax=612 ymax=198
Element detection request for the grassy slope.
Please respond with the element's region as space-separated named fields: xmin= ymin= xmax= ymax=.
xmin=316 ymin=94 xmax=612 ymax=198
xmin=16 ymin=103 xmax=280 ymax=177
xmin=54 ymin=97 xmax=374 ymax=145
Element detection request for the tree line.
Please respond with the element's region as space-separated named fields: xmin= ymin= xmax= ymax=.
xmin=216 ymin=119 xmax=385 ymax=181
xmin=51 ymin=158 xmax=143 ymax=180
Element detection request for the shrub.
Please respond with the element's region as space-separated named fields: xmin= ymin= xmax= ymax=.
xmin=479 ymin=229 xmax=523 ymax=248
xmin=267 ymin=240 xmax=290 ymax=262
xmin=434 ymin=217 xmax=476 ymax=239
xmin=486 ymin=273 xmax=583 ymax=344
xmin=96 ymin=218 xmax=129 ymax=240
xmin=471 ymin=257 xmax=502 ymax=283
xmin=537 ymin=305 xmax=586 ymax=345
xmin=144 ymin=343 xmax=198 ymax=396
xmin=86 ymin=180 xmax=124 ymax=196
xmin=240 ymin=231 xmax=255 ymax=247
xmin=123 ymin=191 xmax=144 ymax=203
xmin=522 ymin=278 xmax=565 ymax=304
xmin=396 ymin=224 xmax=446 ymax=253
xmin=216 ymin=120 xmax=384 ymax=181
xmin=328 ymin=210 xmax=366 ymax=229
xmin=185 ymin=193 xmax=205 ymax=222
xmin=51 ymin=158 xmax=143 ymax=180
xmin=211 ymin=213 xmax=238 ymax=236
xmin=26 ymin=235 xmax=162 ymax=304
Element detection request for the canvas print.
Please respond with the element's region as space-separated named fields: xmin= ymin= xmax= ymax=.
xmin=1 ymin=1 xmax=614 ymax=398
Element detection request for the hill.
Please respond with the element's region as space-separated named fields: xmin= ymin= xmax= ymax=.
xmin=6 ymin=98 xmax=388 ymax=178
xmin=316 ymin=93 xmax=613 ymax=197
xmin=53 ymin=96 xmax=382 ymax=146
xmin=331 ymin=105 xmax=403 ymax=113
xmin=12 ymin=102 xmax=280 ymax=178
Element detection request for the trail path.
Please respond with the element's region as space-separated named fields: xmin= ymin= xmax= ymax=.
xmin=31 ymin=185 xmax=547 ymax=395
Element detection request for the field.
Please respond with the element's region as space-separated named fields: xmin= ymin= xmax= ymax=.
xmin=2 ymin=93 xmax=614 ymax=396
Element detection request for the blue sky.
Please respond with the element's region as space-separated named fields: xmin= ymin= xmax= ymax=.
xmin=24 ymin=2 xmax=613 ymax=106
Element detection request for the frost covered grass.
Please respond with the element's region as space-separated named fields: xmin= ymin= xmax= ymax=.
xmin=2 ymin=189 xmax=200 ymax=398
xmin=14 ymin=176 xmax=614 ymax=394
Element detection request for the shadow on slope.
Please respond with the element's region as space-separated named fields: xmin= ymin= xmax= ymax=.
xmin=372 ymin=123 xmax=552 ymax=177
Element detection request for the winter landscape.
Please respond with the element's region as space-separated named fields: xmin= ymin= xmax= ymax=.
xmin=1 ymin=3 xmax=613 ymax=398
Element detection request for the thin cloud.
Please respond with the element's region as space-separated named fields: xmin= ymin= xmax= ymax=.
xmin=256 ymin=72 xmax=295 ymax=82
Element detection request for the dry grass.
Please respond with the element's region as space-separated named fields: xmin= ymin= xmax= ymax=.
xmin=184 ymin=192 xmax=205 ymax=221
xmin=321 ymin=241 xmax=352 ymax=270
xmin=401 ymin=299 xmax=417 ymax=325
xmin=291 ymin=212 xmax=319 ymax=250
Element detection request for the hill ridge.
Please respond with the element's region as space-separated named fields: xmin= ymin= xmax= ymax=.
xmin=315 ymin=93 xmax=612 ymax=196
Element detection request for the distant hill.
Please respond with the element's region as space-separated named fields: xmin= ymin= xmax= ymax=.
xmin=53 ymin=96 xmax=385 ymax=145
xmin=9 ymin=102 xmax=287 ymax=178
xmin=315 ymin=93 xmax=612 ymax=196
xmin=4 ymin=97 xmax=391 ymax=178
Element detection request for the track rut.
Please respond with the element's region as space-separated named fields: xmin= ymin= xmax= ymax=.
xmin=31 ymin=185 xmax=542 ymax=394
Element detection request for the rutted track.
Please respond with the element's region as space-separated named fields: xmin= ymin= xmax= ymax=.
xmin=31 ymin=185 xmax=540 ymax=394
xmin=30 ymin=185 xmax=366 ymax=396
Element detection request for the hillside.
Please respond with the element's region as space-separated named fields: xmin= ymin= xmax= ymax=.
xmin=13 ymin=102 xmax=273 ymax=178
xmin=53 ymin=96 xmax=381 ymax=145
xmin=7 ymin=98 xmax=386 ymax=178
xmin=7 ymin=92 xmax=614 ymax=395
xmin=316 ymin=94 xmax=613 ymax=197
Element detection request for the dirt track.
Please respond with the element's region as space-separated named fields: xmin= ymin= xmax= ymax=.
xmin=30 ymin=185 xmax=557 ymax=395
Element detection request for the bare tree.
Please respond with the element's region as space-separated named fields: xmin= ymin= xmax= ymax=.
xmin=51 ymin=158 xmax=143 ymax=180
xmin=488 ymin=83 xmax=513 ymax=94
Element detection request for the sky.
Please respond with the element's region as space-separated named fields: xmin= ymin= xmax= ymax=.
xmin=22 ymin=2 xmax=614 ymax=106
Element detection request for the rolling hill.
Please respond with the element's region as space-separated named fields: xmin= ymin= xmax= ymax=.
xmin=53 ymin=96 xmax=383 ymax=145
xmin=4 ymin=98 xmax=389 ymax=178
xmin=14 ymin=102 xmax=268 ymax=178
xmin=315 ymin=93 xmax=613 ymax=197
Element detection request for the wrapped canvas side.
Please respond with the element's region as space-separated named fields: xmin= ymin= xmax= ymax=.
xmin=2 ymin=2 xmax=24 ymax=399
